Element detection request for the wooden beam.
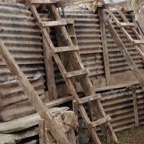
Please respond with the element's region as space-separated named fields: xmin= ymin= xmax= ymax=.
xmin=0 ymin=40 xmax=70 ymax=144
xmin=132 ymin=87 xmax=139 ymax=127
xmin=57 ymin=0 xmax=96 ymax=7
xmin=98 ymin=8 xmax=111 ymax=85
xmin=43 ymin=37 xmax=58 ymax=100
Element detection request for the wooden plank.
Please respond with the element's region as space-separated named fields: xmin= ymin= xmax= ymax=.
xmin=132 ymin=87 xmax=139 ymax=127
xmin=57 ymin=0 xmax=96 ymax=7
xmin=43 ymin=37 xmax=58 ymax=100
xmin=119 ymin=22 xmax=135 ymax=27
xmin=133 ymin=40 xmax=144 ymax=45
xmin=39 ymin=120 xmax=45 ymax=144
xmin=91 ymin=115 xmax=111 ymax=127
xmin=98 ymin=8 xmax=111 ymax=85
xmin=54 ymin=46 xmax=79 ymax=53
xmin=0 ymin=40 xmax=70 ymax=144
xmin=42 ymin=20 xmax=67 ymax=27
xmin=30 ymin=0 xmax=55 ymax=4
xmin=79 ymin=94 xmax=102 ymax=104
xmin=64 ymin=69 xmax=88 ymax=78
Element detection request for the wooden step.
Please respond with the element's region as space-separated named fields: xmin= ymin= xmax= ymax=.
xmin=30 ymin=0 xmax=55 ymax=5
xmin=90 ymin=115 xmax=111 ymax=127
xmin=64 ymin=69 xmax=88 ymax=78
xmin=133 ymin=40 xmax=144 ymax=45
xmin=54 ymin=46 xmax=79 ymax=53
xmin=119 ymin=22 xmax=135 ymax=27
xmin=66 ymin=19 xmax=74 ymax=25
xmin=42 ymin=20 xmax=67 ymax=27
xmin=78 ymin=94 xmax=102 ymax=105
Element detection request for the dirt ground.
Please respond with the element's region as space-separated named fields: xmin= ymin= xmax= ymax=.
xmin=116 ymin=126 xmax=144 ymax=144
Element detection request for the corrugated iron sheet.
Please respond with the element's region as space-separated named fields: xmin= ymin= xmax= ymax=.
xmin=0 ymin=2 xmax=44 ymax=82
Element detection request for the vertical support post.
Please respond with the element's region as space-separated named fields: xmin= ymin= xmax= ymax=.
xmin=73 ymin=100 xmax=79 ymax=144
xmin=98 ymin=8 xmax=111 ymax=85
xmin=39 ymin=119 xmax=46 ymax=144
xmin=132 ymin=86 xmax=139 ymax=127
xmin=43 ymin=36 xmax=58 ymax=100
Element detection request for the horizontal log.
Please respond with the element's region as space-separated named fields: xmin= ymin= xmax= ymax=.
xmin=57 ymin=0 xmax=96 ymax=7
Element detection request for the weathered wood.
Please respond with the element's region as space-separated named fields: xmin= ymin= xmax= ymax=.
xmin=132 ymin=86 xmax=139 ymax=127
xmin=64 ymin=69 xmax=88 ymax=78
xmin=91 ymin=115 xmax=111 ymax=127
xmin=79 ymin=94 xmax=102 ymax=104
xmin=30 ymin=0 xmax=55 ymax=4
xmin=57 ymin=0 xmax=96 ymax=7
xmin=54 ymin=46 xmax=79 ymax=53
xmin=98 ymin=8 xmax=111 ymax=85
xmin=119 ymin=22 xmax=135 ymax=27
xmin=134 ymin=40 xmax=144 ymax=45
xmin=0 ymin=40 xmax=71 ymax=144
xmin=42 ymin=20 xmax=67 ymax=27
xmin=43 ymin=37 xmax=58 ymax=100
xmin=39 ymin=120 xmax=45 ymax=144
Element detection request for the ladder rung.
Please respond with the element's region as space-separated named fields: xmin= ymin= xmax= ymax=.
xmin=66 ymin=19 xmax=74 ymax=24
xmin=90 ymin=115 xmax=111 ymax=127
xmin=64 ymin=69 xmax=88 ymax=78
xmin=79 ymin=94 xmax=102 ymax=105
xmin=42 ymin=20 xmax=67 ymax=27
xmin=119 ymin=22 xmax=135 ymax=27
xmin=54 ymin=46 xmax=79 ymax=53
xmin=30 ymin=0 xmax=55 ymax=5
xmin=133 ymin=40 xmax=144 ymax=45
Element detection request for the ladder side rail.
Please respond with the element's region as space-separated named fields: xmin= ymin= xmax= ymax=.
xmin=105 ymin=19 xmax=144 ymax=88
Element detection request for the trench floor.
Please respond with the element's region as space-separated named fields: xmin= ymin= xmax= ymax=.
xmin=116 ymin=126 xmax=144 ymax=144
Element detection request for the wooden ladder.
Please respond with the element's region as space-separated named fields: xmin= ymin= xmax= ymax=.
xmin=103 ymin=8 xmax=144 ymax=89
xmin=28 ymin=1 xmax=118 ymax=143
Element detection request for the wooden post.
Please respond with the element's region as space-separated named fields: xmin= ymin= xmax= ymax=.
xmin=132 ymin=86 xmax=139 ymax=127
xmin=98 ymin=8 xmax=111 ymax=85
xmin=0 ymin=40 xmax=70 ymax=144
xmin=43 ymin=36 xmax=58 ymax=100
xmin=39 ymin=119 xmax=45 ymax=144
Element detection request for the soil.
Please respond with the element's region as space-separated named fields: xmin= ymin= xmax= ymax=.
xmin=117 ymin=126 xmax=144 ymax=144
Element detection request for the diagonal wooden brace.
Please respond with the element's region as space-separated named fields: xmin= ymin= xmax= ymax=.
xmin=0 ymin=39 xmax=71 ymax=144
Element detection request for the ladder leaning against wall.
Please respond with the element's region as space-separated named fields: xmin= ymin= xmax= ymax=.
xmin=104 ymin=8 xmax=144 ymax=90
xmin=28 ymin=0 xmax=118 ymax=144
